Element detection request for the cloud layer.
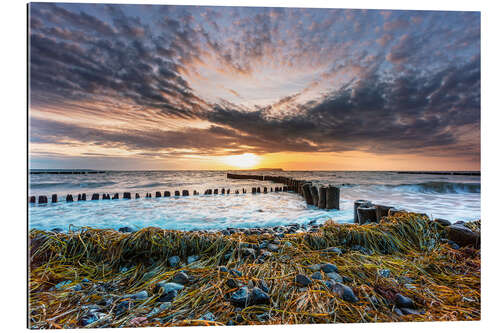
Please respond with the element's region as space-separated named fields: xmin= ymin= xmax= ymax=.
xmin=29 ymin=4 xmax=480 ymax=168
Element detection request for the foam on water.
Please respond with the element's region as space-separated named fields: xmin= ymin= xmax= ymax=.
xmin=28 ymin=171 xmax=480 ymax=231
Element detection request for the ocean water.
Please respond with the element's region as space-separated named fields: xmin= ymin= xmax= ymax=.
xmin=28 ymin=171 xmax=480 ymax=231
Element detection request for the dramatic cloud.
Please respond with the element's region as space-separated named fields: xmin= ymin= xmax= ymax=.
xmin=28 ymin=3 xmax=480 ymax=169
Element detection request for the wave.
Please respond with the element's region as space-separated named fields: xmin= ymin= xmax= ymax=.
xmin=30 ymin=181 xmax=116 ymax=189
xmin=391 ymin=182 xmax=480 ymax=194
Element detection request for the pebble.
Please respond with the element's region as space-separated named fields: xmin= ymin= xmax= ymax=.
xmin=434 ymin=218 xmax=451 ymax=227
xmin=250 ymin=287 xmax=270 ymax=305
xmin=256 ymin=313 xmax=270 ymax=321
xmin=330 ymin=282 xmax=359 ymax=303
xmin=127 ymin=290 xmax=148 ymax=300
xmin=167 ymin=256 xmax=181 ymax=267
xmin=241 ymin=248 xmax=256 ymax=258
xmin=306 ymin=264 xmax=321 ymax=272
xmin=283 ymin=241 xmax=292 ymax=247
xmin=295 ymin=274 xmax=312 ymax=287
xmin=158 ymin=290 xmax=178 ymax=302
xmin=267 ymin=243 xmax=280 ymax=252
xmin=219 ymin=266 xmax=229 ymax=273
xmin=118 ymin=226 xmax=134 ymax=233
xmin=395 ymin=293 xmax=415 ymax=308
xmin=394 ymin=308 xmax=403 ymax=316
xmin=199 ymin=312 xmax=216 ymax=321
xmin=323 ymin=247 xmax=343 ymax=255
xmin=259 ymin=250 xmax=272 ymax=259
xmin=172 ymin=272 xmax=190 ymax=285
xmin=320 ymin=263 xmax=338 ymax=273
xmin=400 ymin=307 xmax=422 ymax=315
xmin=229 ymin=286 xmax=249 ymax=307
xmin=351 ymin=245 xmax=373 ymax=255
xmin=326 ymin=272 xmax=343 ymax=283
xmin=187 ymin=255 xmax=200 ymax=264
xmin=310 ymin=272 xmax=323 ymax=280
xmin=378 ymin=269 xmax=391 ymax=278
xmin=156 ymin=282 xmax=184 ymax=295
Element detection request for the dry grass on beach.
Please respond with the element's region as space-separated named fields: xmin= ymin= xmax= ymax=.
xmin=28 ymin=212 xmax=480 ymax=328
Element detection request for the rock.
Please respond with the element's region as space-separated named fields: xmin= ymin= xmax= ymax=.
xmin=127 ymin=290 xmax=148 ymax=300
xmin=395 ymin=293 xmax=415 ymax=308
xmin=394 ymin=308 xmax=403 ymax=316
xmin=156 ymin=282 xmax=184 ymax=295
xmin=187 ymin=255 xmax=200 ymax=264
xmin=72 ymin=284 xmax=82 ymax=291
xmin=320 ymin=263 xmax=338 ymax=273
xmin=54 ymin=280 xmax=72 ymax=290
xmin=259 ymin=250 xmax=272 ymax=259
xmin=306 ymin=264 xmax=321 ymax=271
xmin=230 ymin=269 xmax=242 ymax=277
xmin=378 ymin=269 xmax=391 ymax=278
xmin=400 ymin=307 xmax=421 ymax=315
xmin=267 ymin=243 xmax=279 ymax=252
xmin=448 ymin=240 xmax=460 ymax=250
xmin=167 ymin=256 xmax=181 ymax=267
xmin=80 ymin=312 xmax=101 ymax=326
xmin=115 ymin=300 xmax=130 ymax=315
xmin=118 ymin=226 xmax=134 ymax=233
xmin=241 ymin=248 xmax=256 ymax=259
xmin=351 ymin=245 xmax=373 ymax=255
xmin=326 ymin=272 xmax=343 ymax=283
xmin=446 ymin=224 xmax=480 ymax=249
xmin=323 ymin=247 xmax=343 ymax=255
xmin=51 ymin=227 xmax=63 ymax=233
xmin=199 ymin=312 xmax=216 ymax=321
xmin=158 ymin=290 xmax=177 ymax=302
xmin=283 ymin=241 xmax=292 ymax=247
xmin=330 ymin=282 xmax=359 ymax=303
xmin=343 ymin=276 xmax=353 ymax=283
xmin=310 ymin=271 xmax=323 ymax=280
xmin=226 ymin=278 xmax=240 ymax=289
xmin=229 ymin=287 xmax=250 ymax=307
xmin=172 ymin=272 xmax=190 ymax=285
xmin=256 ymin=313 xmax=270 ymax=322
xmin=218 ymin=266 xmax=229 ymax=273
xmin=250 ymin=287 xmax=270 ymax=305
xmin=434 ymin=218 xmax=451 ymax=227
xmin=295 ymin=274 xmax=312 ymax=287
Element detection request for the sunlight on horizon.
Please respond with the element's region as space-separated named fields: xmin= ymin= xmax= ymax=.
xmin=221 ymin=153 xmax=261 ymax=169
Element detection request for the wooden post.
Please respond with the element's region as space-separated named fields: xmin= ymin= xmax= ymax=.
xmin=257 ymin=187 xmax=261 ymax=193
xmin=357 ymin=206 xmax=377 ymax=224
xmin=242 ymin=188 xmax=246 ymax=194
xmin=221 ymin=188 xmax=225 ymax=194
xmin=376 ymin=205 xmax=393 ymax=223
xmin=270 ymin=187 xmax=273 ymax=192
xmin=214 ymin=189 xmax=218 ymax=195
xmin=318 ymin=186 xmax=327 ymax=208
xmin=51 ymin=194 xmax=58 ymax=203
xmin=66 ymin=194 xmax=74 ymax=202
xmin=325 ymin=186 xmax=340 ymax=210
xmin=263 ymin=187 xmax=267 ymax=193
xmin=146 ymin=193 xmax=151 ymax=198
xmin=175 ymin=190 xmax=180 ymax=196
xmin=227 ymin=189 xmax=230 ymax=194
xmin=112 ymin=193 xmax=119 ymax=200
xmin=235 ymin=190 xmax=239 ymax=194
xmin=91 ymin=193 xmax=99 ymax=200
xmin=135 ymin=193 xmax=140 ymax=199
xmin=164 ymin=191 xmax=171 ymax=197
xmin=29 ymin=196 xmax=36 ymax=203
xmin=193 ymin=190 xmax=199 ymax=195
xmin=182 ymin=190 xmax=189 ymax=196
xmin=102 ymin=194 xmax=109 ymax=200
xmin=77 ymin=194 xmax=82 ymax=201
xmin=38 ymin=195 xmax=48 ymax=204
xmin=311 ymin=186 xmax=319 ymax=206
xmin=353 ymin=200 xmax=372 ymax=223
xmin=123 ymin=192 xmax=131 ymax=199
xmin=155 ymin=191 xmax=161 ymax=198
xmin=302 ymin=183 xmax=314 ymax=205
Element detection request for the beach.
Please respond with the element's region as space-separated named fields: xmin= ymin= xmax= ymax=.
xmin=28 ymin=211 xmax=480 ymax=328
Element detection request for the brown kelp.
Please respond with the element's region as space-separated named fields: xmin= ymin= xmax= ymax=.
xmin=28 ymin=212 xmax=480 ymax=328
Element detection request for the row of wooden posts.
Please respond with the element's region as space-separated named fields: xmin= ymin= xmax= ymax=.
xmin=226 ymin=173 xmax=340 ymax=210
xmin=353 ymin=199 xmax=395 ymax=224
xmin=27 ymin=185 xmax=296 ymax=205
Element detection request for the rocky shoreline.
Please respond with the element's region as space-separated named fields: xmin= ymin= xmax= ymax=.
xmin=28 ymin=212 xmax=480 ymax=328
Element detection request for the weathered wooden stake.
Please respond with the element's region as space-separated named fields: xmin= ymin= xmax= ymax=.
xmin=353 ymin=200 xmax=372 ymax=223
xmin=227 ymin=189 xmax=230 ymax=194
xmin=175 ymin=190 xmax=180 ymax=196
xmin=318 ymin=186 xmax=327 ymax=209
xmin=155 ymin=191 xmax=161 ymax=198
xmin=112 ymin=193 xmax=119 ymax=200
xmin=375 ymin=205 xmax=393 ymax=223
xmin=257 ymin=187 xmax=261 ymax=193
xmin=357 ymin=206 xmax=377 ymax=224
xmin=91 ymin=193 xmax=99 ymax=200
xmin=135 ymin=193 xmax=140 ymax=199
xmin=252 ymin=187 xmax=257 ymax=194
xmin=164 ymin=191 xmax=171 ymax=197
xmin=146 ymin=193 xmax=151 ymax=198
xmin=235 ymin=190 xmax=239 ymax=194
xmin=123 ymin=192 xmax=131 ymax=199
xmin=302 ymin=183 xmax=314 ymax=205
xmin=38 ymin=195 xmax=48 ymax=204
xmin=263 ymin=187 xmax=268 ymax=193
xmin=66 ymin=194 xmax=74 ymax=202
xmin=29 ymin=196 xmax=36 ymax=204
xmin=193 ymin=190 xmax=199 ymax=195
xmin=325 ymin=186 xmax=340 ymax=210
xmin=77 ymin=194 xmax=82 ymax=201
xmin=182 ymin=190 xmax=189 ymax=196
xmin=311 ymin=186 xmax=319 ymax=206
xmin=242 ymin=188 xmax=246 ymax=194
xmin=51 ymin=194 xmax=58 ymax=203
xmin=221 ymin=188 xmax=225 ymax=194
xmin=213 ymin=189 xmax=218 ymax=195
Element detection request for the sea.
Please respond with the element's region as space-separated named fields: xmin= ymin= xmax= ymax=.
xmin=28 ymin=170 xmax=480 ymax=232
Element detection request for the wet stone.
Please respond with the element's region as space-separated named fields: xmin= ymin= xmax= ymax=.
xmin=250 ymin=287 xmax=270 ymax=305
xmin=118 ymin=226 xmax=134 ymax=233
xmin=323 ymin=247 xmax=343 ymax=255
xmin=158 ymin=290 xmax=177 ymax=302
xmin=320 ymin=263 xmax=339 ymax=273
xmin=330 ymin=282 xmax=359 ymax=303
xmin=326 ymin=272 xmax=343 ymax=283
xmin=378 ymin=269 xmax=391 ymax=278
xmin=230 ymin=269 xmax=243 ymax=277
xmin=226 ymin=278 xmax=240 ymax=289
xmin=218 ymin=266 xmax=229 ymax=273
xmin=401 ymin=307 xmax=422 ymax=315
xmin=258 ymin=279 xmax=269 ymax=293
xmin=172 ymin=272 xmax=190 ymax=285
xmin=187 ymin=255 xmax=200 ymax=264
xmin=156 ymin=282 xmax=184 ymax=295
xmin=395 ymin=293 xmax=415 ymax=308
xmin=267 ymin=243 xmax=280 ymax=251
xmin=199 ymin=312 xmax=216 ymax=321
xmin=295 ymin=274 xmax=312 ymax=287
xmin=167 ymin=256 xmax=181 ymax=267
xmin=229 ymin=286 xmax=249 ymax=307
xmin=306 ymin=264 xmax=321 ymax=272
xmin=311 ymin=271 xmax=323 ymax=280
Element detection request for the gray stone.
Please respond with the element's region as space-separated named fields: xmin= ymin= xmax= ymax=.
xmin=323 ymin=247 xmax=343 ymax=255
xmin=156 ymin=282 xmax=184 ymax=295
xmin=187 ymin=255 xmax=200 ymax=264
xmin=395 ymin=293 xmax=415 ymax=308
xmin=172 ymin=272 xmax=190 ymax=285
xmin=378 ymin=269 xmax=391 ymax=278
xmin=400 ymin=307 xmax=422 ymax=315
xmin=310 ymin=271 xmax=323 ymax=280
xmin=295 ymin=274 xmax=312 ymax=287
xmin=434 ymin=218 xmax=451 ymax=227
xmin=250 ymin=287 xmax=270 ymax=305
xmin=226 ymin=278 xmax=240 ymax=289
xmin=267 ymin=243 xmax=280 ymax=251
xmin=199 ymin=312 xmax=216 ymax=321
xmin=306 ymin=264 xmax=321 ymax=272
xmin=241 ymin=248 xmax=256 ymax=258
xmin=127 ymin=290 xmax=148 ymax=300
xmin=167 ymin=256 xmax=181 ymax=267
xmin=229 ymin=287 xmax=249 ymax=307
xmin=330 ymin=282 xmax=359 ymax=302
xmin=446 ymin=224 xmax=480 ymax=249
xmin=219 ymin=266 xmax=229 ymax=273
xmin=320 ymin=263 xmax=338 ymax=273
xmin=230 ymin=269 xmax=243 ymax=277
xmin=326 ymin=272 xmax=343 ymax=283
xmin=257 ymin=280 xmax=269 ymax=293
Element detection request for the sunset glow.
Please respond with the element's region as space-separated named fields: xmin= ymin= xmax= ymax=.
xmin=222 ymin=153 xmax=261 ymax=169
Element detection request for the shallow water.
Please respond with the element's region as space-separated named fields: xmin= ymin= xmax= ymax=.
xmin=28 ymin=171 xmax=480 ymax=231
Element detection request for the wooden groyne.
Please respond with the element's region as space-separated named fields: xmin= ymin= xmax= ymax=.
xmin=396 ymin=171 xmax=480 ymax=176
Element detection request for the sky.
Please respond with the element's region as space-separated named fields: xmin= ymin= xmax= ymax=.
xmin=28 ymin=3 xmax=480 ymax=171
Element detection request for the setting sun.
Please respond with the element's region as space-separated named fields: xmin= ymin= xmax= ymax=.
xmin=222 ymin=153 xmax=260 ymax=169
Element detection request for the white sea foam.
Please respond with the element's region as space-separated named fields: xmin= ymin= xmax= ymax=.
xmin=28 ymin=171 xmax=480 ymax=231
